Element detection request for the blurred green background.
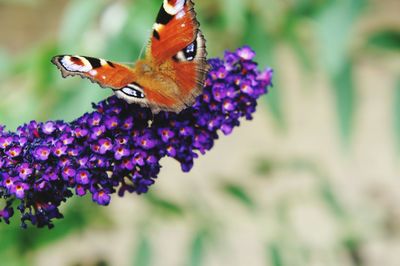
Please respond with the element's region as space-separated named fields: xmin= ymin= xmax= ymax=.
xmin=0 ymin=0 xmax=399 ymax=265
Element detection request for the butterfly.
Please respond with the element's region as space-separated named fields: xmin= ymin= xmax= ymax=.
xmin=52 ymin=0 xmax=209 ymax=114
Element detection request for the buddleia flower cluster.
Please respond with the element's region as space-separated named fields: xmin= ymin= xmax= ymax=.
xmin=0 ymin=46 xmax=273 ymax=228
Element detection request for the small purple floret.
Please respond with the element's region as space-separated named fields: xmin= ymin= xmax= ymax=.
xmin=34 ymin=146 xmax=51 ymax=161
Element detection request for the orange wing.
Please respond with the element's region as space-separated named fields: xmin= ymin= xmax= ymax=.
xmin=150 ymin=0 xmax=199 ymax=63
xmin=140 ymin=0 xmax=209 ymax=112
xmin=51 ymin=55 xmax=136 ymax=89
xmin=52 ymin=55 xmax=152 ymax=107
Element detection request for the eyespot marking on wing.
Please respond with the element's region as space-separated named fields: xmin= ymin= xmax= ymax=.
xmin=60 ymin=56 xmax=92 ymax=72
xmin=114 ymin=83 xmax=147 ymax=105
xmin=163 ymin=0 xmax=186 ymax=16
xmin=121 ymin=83 xmax=145 ymax=99
xmin=172 ymin=38 xmax=197 ymax=62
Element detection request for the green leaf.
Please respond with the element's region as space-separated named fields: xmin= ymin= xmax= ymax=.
xmin=222 ymin=183 xmax=255 ymax=210
xmin=268 ymin=243 xmax=283 ymax=266
xmin=287 ymin=33 xmax=313 ymax=72
xmin=343 ymin=237 xmax=362 ymax=266
xmin=367 ymin=30 xmax=400 ymax=52
xmin=145 ymin=193 xmax=185 ymax=217
xmin=292 ymin=0 xmax=334 ymax=18
xmin=133 ymin=234 xmax=152 ymax=266
xmin=189 ymin=230 xmax=207 ymax=266
xmin=315 ymin=0 xmax=365 ymax=144
xmin=331 ymin=60 xmax=355 ymax=145
xmin=319 ymin=180 xmax=346 ymax=219
xmin=393 ymin=77 xmax=400 ymax=152
xmin=281 ymin=12 xmax=313 ymax=71
xmin=254 ymin=158 xmax=275 ymax=176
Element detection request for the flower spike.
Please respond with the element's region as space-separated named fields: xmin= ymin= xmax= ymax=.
xmin=0 ymin=47 xmax=272 ymax=228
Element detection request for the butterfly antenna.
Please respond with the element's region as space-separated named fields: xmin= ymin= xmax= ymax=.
xmin=117 ymin=39 xmax=148 ymax=66
xmin=138 ymin=40 xmax=148 ymax=60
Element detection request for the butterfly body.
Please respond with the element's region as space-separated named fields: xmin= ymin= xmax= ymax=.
xmin=52 ymin=0 xmax=209 ymax=113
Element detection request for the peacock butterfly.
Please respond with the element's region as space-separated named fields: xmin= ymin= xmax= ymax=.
xmin=52 ymin=0 xmax=209 ymax=113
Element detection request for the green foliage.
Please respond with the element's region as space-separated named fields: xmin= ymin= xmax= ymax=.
xmin=0 ymin=0 xmax=398 ymax=265
xmin=221 ymin=182 xmax=256 ymax=210
xmin=132 ymin=234 xmax=152 ymax=266
xmin=330 ymin=60 xmax=355 ymax=146
xmin=268 ymin=243 xmax=283 ymax=266
xmin=367 ymin=30 xmax=400 ymax=51
xmin=314 ymin=0 xmax=365 ymax=144
xmin=145 ymin=193 xmax=185 ymax=217
xmin=393 ymin=77 xmax=400 ymax=152
xmin=188 ymin=229 xmax=208 ymax=266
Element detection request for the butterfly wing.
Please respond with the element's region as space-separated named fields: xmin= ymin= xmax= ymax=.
xmin=51 ymin=55 xmax=135 ymax=89
xmin=150 ymin=0 xmax=203 ymax=62
xmin=140 ymin=0 xmax=209 ymax=112
xmin=52 ymin=55 xmax=151 ymax=107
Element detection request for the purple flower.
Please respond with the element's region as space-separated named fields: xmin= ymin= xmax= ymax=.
xmin=62 ymin=166 xmax=76 ymax=181
xmin=0 ymin=46 xmax=272 ymax=228
xmin=114 ymin=146 xmax=130 ymax=160
xmin=105 ymin=116 xmax=119 ymax=130
xmin=237 ymin=45 xmax=256 ymax=60
xmin=88 ymin=112 xmax=102 ymax=126
xmin=34 ymin=146 xmax=51 ymax=161
xmin=93 ymin=190 xmax=111 ymax=206
xmin=11 ymin=183 xmax=29 ymax=199
xmin=166 ymin=145 xmax=177 ymax=157
xmin=0 ymin=204 xmax=14 ymax=224
xmin=43 ymin=169 xmax=58 ymax=181
xmin=0 ymin=136 xmax=13 ymax=149
xmin=78 ymin=157 xmax=89 ymax=167
xmin=61 ymin=134 xmax=74 ymax=145
xmin=52 ymin=142 xmax=67 ymax=157
xmin=18 ymin=163 xmax=33 ymax=180
xmin=73 ymin=127 xmax=88 ymax=138
xmin=222 ymin=99 xmax=235 ymax=112
xmin=212 ymin=83 xmax=227 ymax=102
xmin=76 ymin=185 xmax=86 ymax=196
xmin=178 ymin=126 xmax=194 ymax=137
xmin=122 ymin=117 xmax=133 ymax=130
xmin=42 ymin=122 xmax=56 ymax=134
xmin=120 ymin=158 xmax=134 ymax=170
xmin=137 ymin=133 xmax=158 ymax=150
xmin=6 ymin=146 xmax=22 ymax=158
xmin=158 ymin=128 xmax=175 ymax=142
xmin=90 ymin=126 xmax=106 ymax=140
xmin=133 ymin=151 xmax=146 ymax=166
xmin=75 ymin=170 xmax=90 ymax=185
xmin=2 ymin=174 xmax=15 ymax=190
xmin=98 ymin=138 xmax=113 ymax=154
